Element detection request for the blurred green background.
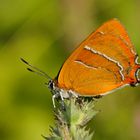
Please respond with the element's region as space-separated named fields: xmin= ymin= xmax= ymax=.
xmin=0 ymin=0 xmax=140 ymax=140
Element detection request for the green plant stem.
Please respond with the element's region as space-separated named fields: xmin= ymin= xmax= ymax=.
xmin=44 ymin=97 xmax=98 ymax=140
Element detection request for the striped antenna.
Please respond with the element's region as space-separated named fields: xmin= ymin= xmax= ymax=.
xmin=20 ymin=58 xmax=52 ymax=81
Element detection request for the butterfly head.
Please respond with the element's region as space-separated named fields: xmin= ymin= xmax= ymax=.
xmin=48 ymin=80 xmax=55 ymax=90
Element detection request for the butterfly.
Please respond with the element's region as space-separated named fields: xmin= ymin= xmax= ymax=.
xmin=21 ymin=19 xmax=140 ymax=107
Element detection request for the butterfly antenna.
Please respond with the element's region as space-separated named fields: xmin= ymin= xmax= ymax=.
xmin=20 ymin=58 xmax=51 ymax=80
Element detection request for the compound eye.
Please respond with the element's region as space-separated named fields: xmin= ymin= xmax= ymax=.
xmin=48 ymin=81 xmax=54 ymax=90
xmin=50 ymin=82 xmax=53 ymax=89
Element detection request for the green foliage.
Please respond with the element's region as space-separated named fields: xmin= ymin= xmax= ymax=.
xmin=45 ymin=98 xmax=98 ymax=140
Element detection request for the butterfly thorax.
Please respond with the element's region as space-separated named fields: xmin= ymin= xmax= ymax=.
xmin=48 ymin=79 xmax=70 ymax=99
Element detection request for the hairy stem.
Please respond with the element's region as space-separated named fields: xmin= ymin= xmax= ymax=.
xmin=44 ymin=97 xmax=98 ymax=140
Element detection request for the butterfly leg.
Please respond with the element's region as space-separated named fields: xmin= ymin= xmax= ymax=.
xmin=59 ymin=91 xmax=66 ymax=110
xmin=52 ymin=91 xmax=66 ymax=109
xmin=52 ymin=94 xmax=56 ymax=108
xmin=52 ymin=92 xmax=60 ymax=108
xmin=68 ymin=90 xmax=78 ymax=98
xmin=94 ymin=95 xmax=102 ymax=99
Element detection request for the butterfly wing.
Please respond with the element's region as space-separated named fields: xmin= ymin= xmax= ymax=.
xmin=57 ymin=19 xmax=139 ymax=96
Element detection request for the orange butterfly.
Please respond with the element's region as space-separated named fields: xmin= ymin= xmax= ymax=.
xmin=21 ymin=19 xmax=140 ymax=107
